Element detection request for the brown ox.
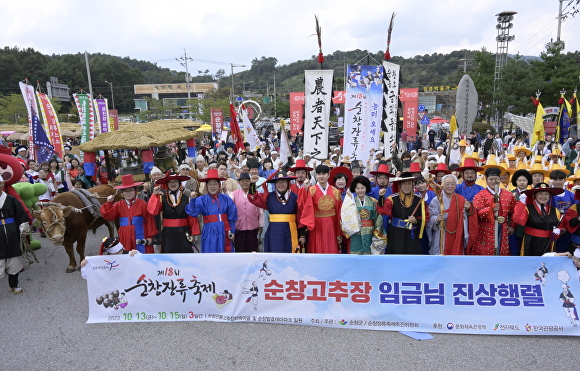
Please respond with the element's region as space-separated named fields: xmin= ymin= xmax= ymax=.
xmin=33 ymin=185 xmax=121 ymax=273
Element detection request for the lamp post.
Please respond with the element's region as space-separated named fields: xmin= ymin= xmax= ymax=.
xmin=104 ymin=80 xmax=115 ymax=110
xmin=242 ymin=80 xmax=254 ymax=96
xmin=230 ymin=63 xmax=246 ymax=104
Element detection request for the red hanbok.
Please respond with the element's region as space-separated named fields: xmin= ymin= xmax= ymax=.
xmin=469 ymin=188 xmax=516 ymax=255
xmin=101 ymin=199 xmax=158 ymax=253
xmin=300 ymin=184 xmax=342 ymax=253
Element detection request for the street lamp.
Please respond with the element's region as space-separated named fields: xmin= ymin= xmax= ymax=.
xmin=230 ymin=63 xmax=246 ymax=104
xmin=242 ymin=80 xmax=254 ymax=96
xmin=104 ymin=80 xmax=115 ymax=110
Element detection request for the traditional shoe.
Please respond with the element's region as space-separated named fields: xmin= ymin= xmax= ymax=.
xmin=9 ymin=287 xmax=24 ymax=294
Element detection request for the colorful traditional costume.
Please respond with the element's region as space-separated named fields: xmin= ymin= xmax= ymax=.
xmin=427 ymin=192 xmax=476 ymax=255
xmin=301 ymin=183 xmax=343 ymax=254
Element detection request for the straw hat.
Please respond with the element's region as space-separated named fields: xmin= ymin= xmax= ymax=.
xmin=528 ymin=162 xmax=550 ymax=177
xmin=567 ymin=168 xmax=580 ymax=183
xmin=549 ymin=162 xmax=570 ymax=176
xmin=481 ymin=155 xmax=505 ymax=175
xmin=513 ymin=145 xmax=532 ymax=157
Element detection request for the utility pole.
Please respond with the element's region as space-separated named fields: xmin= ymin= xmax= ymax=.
xmin=459 ymin=53 xmax=474 ymax=73
xmin=273 ymin=70 xmax=277 ymax=117
xmin=84 ymin=51 xmax=94 ymax=97
xmin=176 ymin=49 xmax=193 ymax=119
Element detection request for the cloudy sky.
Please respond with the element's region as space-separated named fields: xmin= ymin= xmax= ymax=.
xmin=3 ymin=0 xmax=578 ymax=75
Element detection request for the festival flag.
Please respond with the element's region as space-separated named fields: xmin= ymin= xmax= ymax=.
xmin=95 ymin=98 xmax=110 ymax=133
xmin=555 ymin=93 xmax=572 ymax=144
xmin=186 ymin=138 xmax=197 ymax=158
xmin=314 ymin=15 xmax=324 ymax=67
xmin=304 ymin=70 xmax=334 ymax=161
xmin=36 ymin=91 xmax=64 ymax=157
xmin=383 ymin=13 xmax=396 ymax=61
xmin=20 ymin=82 xmax=54 ymax=162
xmin=228 ymin=103 xmax=245 ymax=152
xmin=73 ymin=93 xmax=96 ymax=160
xmin=141 ymin=149 xmax=154 ymax=174
xmin=530 ymin=96 xmax=546 ymax=147
xmin=381 ymin=61 xmax=400 ymax=161
xmin=278 ymin=119 xmax=291 ymax=165
xmin=83 ymin=151 xmax=96 ymax=176
xmin=239 ymin=104 xmax=261 ymax=151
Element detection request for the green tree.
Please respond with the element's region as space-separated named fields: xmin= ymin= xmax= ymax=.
xmin=471 ymin=47 xmax=495 ymax=121
xmin=495 ymin=56 xmax=542 ymax=115
xmin=0 ymin=94 xmax=27 ymax=125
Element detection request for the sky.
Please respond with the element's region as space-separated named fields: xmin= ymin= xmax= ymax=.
xmin=2 ymin=0 xmax=579 ymax=77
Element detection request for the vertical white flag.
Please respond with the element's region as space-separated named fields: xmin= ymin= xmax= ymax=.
xmin=382 ymin=62 xmax=400 ymax=161
xmin=304 ymin=70 xmax=334 ymax=161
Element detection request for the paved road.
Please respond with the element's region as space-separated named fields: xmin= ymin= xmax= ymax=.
xmin=2 ymin=226 xmax=580 ymax=370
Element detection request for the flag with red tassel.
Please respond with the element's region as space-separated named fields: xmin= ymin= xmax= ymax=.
xmin=314 ymin=15 xmax=324 ymax=67
xmin=556 ymin=92 xmax=572 ymax=144
xmin=383 ymin=13 xmax=396 ymax=61
xmin=83 ymin=151 xmax=96 ymax=176
xmin=228 ymin=104 xmax=245 ymax=152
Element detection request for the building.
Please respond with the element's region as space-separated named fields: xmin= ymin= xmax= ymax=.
xmin=133 ymin=83 xmax=218 ymax=112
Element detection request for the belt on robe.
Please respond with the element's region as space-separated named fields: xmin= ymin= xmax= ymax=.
xmin=204 ymin=214 xmax=229 ymax=224
xmin=163 ymin=219 xmax=189 ymax=227
xmin=361 ymin=219 xmax=375 ymax=227
xmin=524 ymin=226 xmax=551 ymax=238
xmin=0 ymin=218 xmax=15 ymax=225
xmin=119 ymin=216 xmax=145 ymax=253
xmin=391 ymin=217 xmax=416 ymax=230
xmin=269 ymin=214 xmax=298 ymax=252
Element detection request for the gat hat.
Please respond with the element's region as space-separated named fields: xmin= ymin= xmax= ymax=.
xmin=246 ymin=158 xmax=261 ymax=169
xmin=101 ymin=237 xmax=124 ymax=254
xmin=511 ymin=169 xmax=532 ymax=187
xmin=409 ymin=162 xmax=422 ymax=173
xmin=114 ymin=174 xmax=144 ymax=190
xmin=237 ymin=172 xmax=251 ymax=181
xmin=390 ymin=171 xmax=417 ymax=193
xmin=370 ymin=164 xmax=395 ymax=177
xmin=329 ymin=166 xmax=353 ymax=188
xmin=429 ymin=163 xmax=451 ymax=175
xmin=155 ymin=172 xmax=190 ymax=185
xmin=150 ymin=166 xmax=162 ymax=175
xmin=266 ymin=170 xmax=296 ymax=183
xmin=523 ymin=182 xmax=563 ymax=198
xmin=199 ymin=168 xmax=226 ymax=182
xmin=288 ymin=159 xmax=313 ymax=172
xmin=322 ymin=159 xmax=335 ymax=168
xmin=349 ymin=175 xmax=372 ymax=194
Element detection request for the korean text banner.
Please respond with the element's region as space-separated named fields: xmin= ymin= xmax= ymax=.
xmin=95 ymin=99 xmax=110 ymax=133
xmin=344 ymin=65 xmax=383 ymax=165
xmin=85 ymin=254 xmax=580 ymax=336
xmin=19 ymin=82 xmax=37 ymax=157
xmin=400 ymin=88 xmax=419 ymax=140
xmin=289 ymin=92 xmax=305 ymax=136
xmin=381 ymin=62 xmax=400 ymax=161
xmin=36 ymin=92 xmax=64 ymax=157
xmin=304 ymin=70 xmax=333 ymax=161
xmin=210 ymin=108 xmax=224 ymax=135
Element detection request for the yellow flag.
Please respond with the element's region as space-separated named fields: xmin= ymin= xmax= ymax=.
xmin=531 ymin=102 xmax=545 ymax=147
xmin=449 ymin=115 xmax=457 ymax=136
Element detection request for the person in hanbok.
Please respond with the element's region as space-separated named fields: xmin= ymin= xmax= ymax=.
xmin=454 ymin=159 xmax=485 ymax=202
xmin=101 ymin=174 xmax=158 ymax=253
xmin=469 ymin=167 xmax=517 ymax=255
xmin=185 ymin=169 xmax=237 ymax=253
xmin=300 ymin=164 xmax=343 ymax=254
xmin=509 ymin=169 xmax=532 ymax=255
xmin=343 ymin=176 xmax=385 ymax=255
xmin=550 ymin=169 xmax=577 ymax=253
xmin=512 ymin=182 xmax=562 ymax=256
xmin=377 ymin=172 xmax=429 ymax=254
xmin=248 ymin=170 xmax=303 ymax=253
xmin=427 ymin=174 xmax=476 ymax=255
xmin=147 ymin=172 xmax=200 ymax=253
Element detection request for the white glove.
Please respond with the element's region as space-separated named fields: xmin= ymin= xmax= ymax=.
xmin=19 ymin=223 xmax=30 ymax=234
xmin=519 ymin=193 xmax=527 ymax=204
xmin=553 ymin=228 xmax=561 ymax=236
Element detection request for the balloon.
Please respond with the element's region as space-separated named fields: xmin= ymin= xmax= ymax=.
xmin=32 ymin=183 xmax=47 ymax=197
xmin=19 ymin=183 xmax=34 ymax=199
xmin=24 ymin=199 xmax=33 ymax=209
xmin=28 ymin=239 xmax=42 ymax=250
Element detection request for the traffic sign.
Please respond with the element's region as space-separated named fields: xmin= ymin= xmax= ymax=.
xmin=421 ymin=114 xmax=430 ymax=125
xmin=418 ymin=104 xmax=426 ymax=112
xmin=236 ymin=96 xmax=243 ymax=101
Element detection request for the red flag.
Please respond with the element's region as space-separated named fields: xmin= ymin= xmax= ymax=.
xmin=229 ymin=104 xmax=245 ymax=152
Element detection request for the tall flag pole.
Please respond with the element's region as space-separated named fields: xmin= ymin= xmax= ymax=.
xmin=571 ymin=88 xmax=579 ymax=135
xmin=228 ymin=103 xmax=245 ymax=152
xmin=314 ymin=15 xmax=324 ymax=69
xmin=530 ymin=91 xmax=545 ymax=148
xmin=36 ymin=83 xmax=64 ymax=158
xmin=20 ymin=80 xmax=54 ymax=163
xmin=383 ymin=13 xmax=396 ymax=61
xmin=556 ymin=90 xmax=572 ymax=144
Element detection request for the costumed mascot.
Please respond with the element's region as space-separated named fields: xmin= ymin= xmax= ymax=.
xmin=0 ymin=145 xmax=32 ymax=221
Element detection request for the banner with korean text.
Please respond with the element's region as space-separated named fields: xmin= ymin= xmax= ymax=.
xmin=344 ymin=65 xmax=383 ymax=166
xmin=210 ymin=108 xmax=224 ymax=135
xmin=85 ymin=254 xmax=580 ymax=336
xmin=304 ymin=70 xmax=333 ymax=161
xmin=19 ymin=82 xmax=37 ymax=157
xmin=400 ymin=88 xmax=419 ymax=142
xmin=382 ymin=62 xmax=400 ymax=161
xmin=95 ymin=98 xmax=110 ymax=133
xmin=73 ymin=93 xmax=95 ymax=160
xmin=289 ymin=92 xmax=305 ymax=136
xmin=36 ymin=92 xmax=64 ymax=157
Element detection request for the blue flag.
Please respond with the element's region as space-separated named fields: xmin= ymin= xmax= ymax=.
xmin=32 ymin=113 xmax=54 ymax=163
xmin=559 ymin=104 xmax=571 ymax=145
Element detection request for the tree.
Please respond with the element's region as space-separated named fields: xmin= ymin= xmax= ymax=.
xmin=495 ymin=56 xmax=542 ymax=115
xmin=196 ymin=88 xmax=231 ymax=124
xmin=0 ymin=94 xmax=27 ymax=125
xmin=471 ymin=48 xmax=495 ymax=121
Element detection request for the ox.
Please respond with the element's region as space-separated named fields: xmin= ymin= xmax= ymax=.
xmin=33 ymin=185 xmax=121 ymax=273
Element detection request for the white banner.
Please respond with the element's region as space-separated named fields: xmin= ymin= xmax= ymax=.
xmin=344 ymin=65 xmax=383 ymax=165
xmin=19 ymin=82 xmax=37 ymax=157
xmin=382 ymin=62 xmax=400 ymax=161
xmin=239 ymin=105 xmax=261 ymax=151
xmin=304 ymin=70 xmax=333 ymax=161
xmin=85 ymin=253 xmax=580 ymax=336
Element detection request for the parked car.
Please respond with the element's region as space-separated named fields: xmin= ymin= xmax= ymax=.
xmin=329 ymin=127 xmax=342 ymax=145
